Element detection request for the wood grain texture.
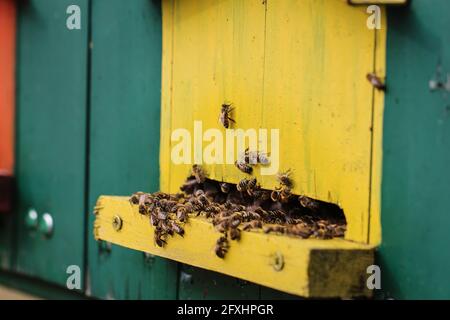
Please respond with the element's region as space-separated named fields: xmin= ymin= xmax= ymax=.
xmin=94 ymin=196 xmax=375 ymax=298
xmin=160 ymin=0 xmax=386 ymax=244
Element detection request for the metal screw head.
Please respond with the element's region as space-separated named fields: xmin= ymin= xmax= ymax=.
xmin=25 ymin=208 xmax=39 ymax=229
xmin=39 ymin=212 xmax=54 ymax=237
xmin=272 ymin=252 xmax=284 ymax=272
xmin=112 ymin=215 xmax=123 ymax=231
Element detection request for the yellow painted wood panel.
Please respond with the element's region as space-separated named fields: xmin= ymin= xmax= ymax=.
xmin=160 ymin=0 xmax=385 ymax=244
xmin=94 ymin=196 xmax=375 ymax=298
xmin=349 ymin=0 xmax=408 ymax=5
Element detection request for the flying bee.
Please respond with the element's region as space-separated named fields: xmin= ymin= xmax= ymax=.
xmin=229 ymin=227 xmax=241 ymax=241
xmin=214 ymin=236 xmax=229 ymax=259
xmin=298 ymin=195 xmax=319 ymax=212
xmin=219 ymin=103 xmax=235 ymax=129
xmin=235 ymin=160 xmax=253 ymax=174
xmin=220 ymin=182 xmax=231 ymax=193
xmin=277 ymin=169 xmax=293 ymax=188
xmin=257 ymin=152 xmax=270 ymax=165
xmin=366 ymin=72 xmax=386 ymax=91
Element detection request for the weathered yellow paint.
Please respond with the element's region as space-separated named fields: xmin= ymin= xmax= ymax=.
xmin=94 ymin=196 xmax=375 ymax=298
xmin=161 ymin=0 xmax=386 ymax=244
xmin=349 ymin=0 xmax=408 ymax=5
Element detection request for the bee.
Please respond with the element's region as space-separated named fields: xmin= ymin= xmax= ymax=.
xmin=242 ymin=220 xmax=262 ymax=231
xmin=130 ymin=191 xmax=145 ymax=205
xmin=366 ymin=72 xmax=386 ymax=91
xmin=298 ymin=195 xmax=319 ymax=212
xmin=192 ymin=164 xmax=206 ymax=183
xmin=154 ymin=230 xmax=167 ymax=247
xmin=214 ymin=236 xmax=229 ymax=259
xmin=229 ymin=227 xmax=241 ymax=241
xmin=270 ymin=188 xmax=281 ymax=202
xmin=263 ymin=225 xmax=286 ymax=234
xmin=197 ymin=194 xmax=210 ymax=206
xmin=170 ymin=221 xmax=185 ymax=237
xmin=257 ymin=152 xmax=270 ymax=165
xmin=220 ymin=182 xmax=231 ymax=193
xmin=219 ymin=103 xmax=235 ymax=129
xmin=280 ymin=187 xmax=291 ymax=203
xmin=287 ymin=224 xmax=312 ymax=239
xmin=277 ymin=169 xmax=293 ymax=188
xmin=236 ymin=178 xmax=249 ymax=193
xmin=235 ymin=160 xmax=253 ymax=174
xmin=176 ymin=206 xmax=188 ymax=222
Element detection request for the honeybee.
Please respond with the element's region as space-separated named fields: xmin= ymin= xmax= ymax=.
xmin=270 ymin=188 xmax=281 ymax=202
xmin=280 ymin=187 xmax=291 ymax=203
xmin=235 ymin=160 xmax=253 ymax=174
xmin=242 ymin=220 xmax=262 ymax=231
xmin=214 ymin=236 xmax=229 ymax=258
xmin=257 ymin=152 xmax=270 ymax=165
xmin=220 ymin=182 xmax=231 ymax=193
xmin=263 ymin=225 xmax=286 ymax=234
xmin=176 ymin=206 xmax=188 ymax=222
xmin=154 ymin=230 xmax=167 ymax=247
xmin=170 ymin=221 xmax=185 ymax=237
xmin=298 ymin=195 xmax=319 ymax=212
xmin=130 ymin=191 xmax=145 ymax=205
xmin=229 ymin=227 xmax=241 ymax=241
xmin=366 ymin=72 xmax=386 ymax=91
xmin=277 ymin=169 xmax=293 ymax=188
xmin=219 ymin=103 xmax=235 ymax=129
xmin=287 ymin=224 xmax=312 ymax=239
xmin=192 ymin=164 xmax=206 ymax=183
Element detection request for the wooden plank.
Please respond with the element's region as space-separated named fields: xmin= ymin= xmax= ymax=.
xmin=94 ymin=196 xmax=375 ymax=298
xmin=88 ymin=0 xmax=178 ymax=299
xmin=15 ymin=0 xmax=88 ymax=285
xmin=349 ymin=0 xmax=408 ymax=5
xmin=160 ymin=0 xmax=385 ymax=245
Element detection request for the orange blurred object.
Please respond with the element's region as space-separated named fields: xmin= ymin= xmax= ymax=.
xmin=0 ymin=0 xmax=16 ymax=213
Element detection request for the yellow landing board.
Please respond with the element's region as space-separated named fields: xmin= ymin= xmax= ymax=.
xmin=94 ymin=196 xmax=375 ymax=298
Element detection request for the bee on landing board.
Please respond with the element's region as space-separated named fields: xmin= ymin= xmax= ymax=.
xmin=219 ymin=103 xmax=235 ymax=129
xmin=214 ymin=236 xmax=229 ymax=259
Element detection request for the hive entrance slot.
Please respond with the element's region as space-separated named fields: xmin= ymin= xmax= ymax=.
xmin=131 ymin=168 xmax=347 ymax=259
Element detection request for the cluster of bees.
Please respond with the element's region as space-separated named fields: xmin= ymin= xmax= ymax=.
xmin=130 ymin=164 xmax=346 ymax=259
xmin=129 ymin=103 xmax=345 ymax=257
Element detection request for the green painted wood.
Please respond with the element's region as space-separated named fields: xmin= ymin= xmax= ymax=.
xmin=15 ymin=0 xmax=88 ymax=287
xmin=87 ymin=0 xmax=177 ymax=299
xmin=379 ymin=1 xmax=450 ymax=299
xmin=178 ymin=265 xmax=260 ymax=300
xmin=0 ymin=214 xmax=14 ymax=270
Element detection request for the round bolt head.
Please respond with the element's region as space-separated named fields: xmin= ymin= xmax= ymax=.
xmin=25 ymin=208 xmax=39 ymax=229
xmin=39 ymin=212 xmax=54 ymax=237
xmin=112 ymin=215 xmax=123 ymax=231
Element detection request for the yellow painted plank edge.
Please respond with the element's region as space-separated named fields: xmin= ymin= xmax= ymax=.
xmin=348 ymin=0 xmax=408 ymax=5
xmin=94 ymin=196 xmax=376 ymax=298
